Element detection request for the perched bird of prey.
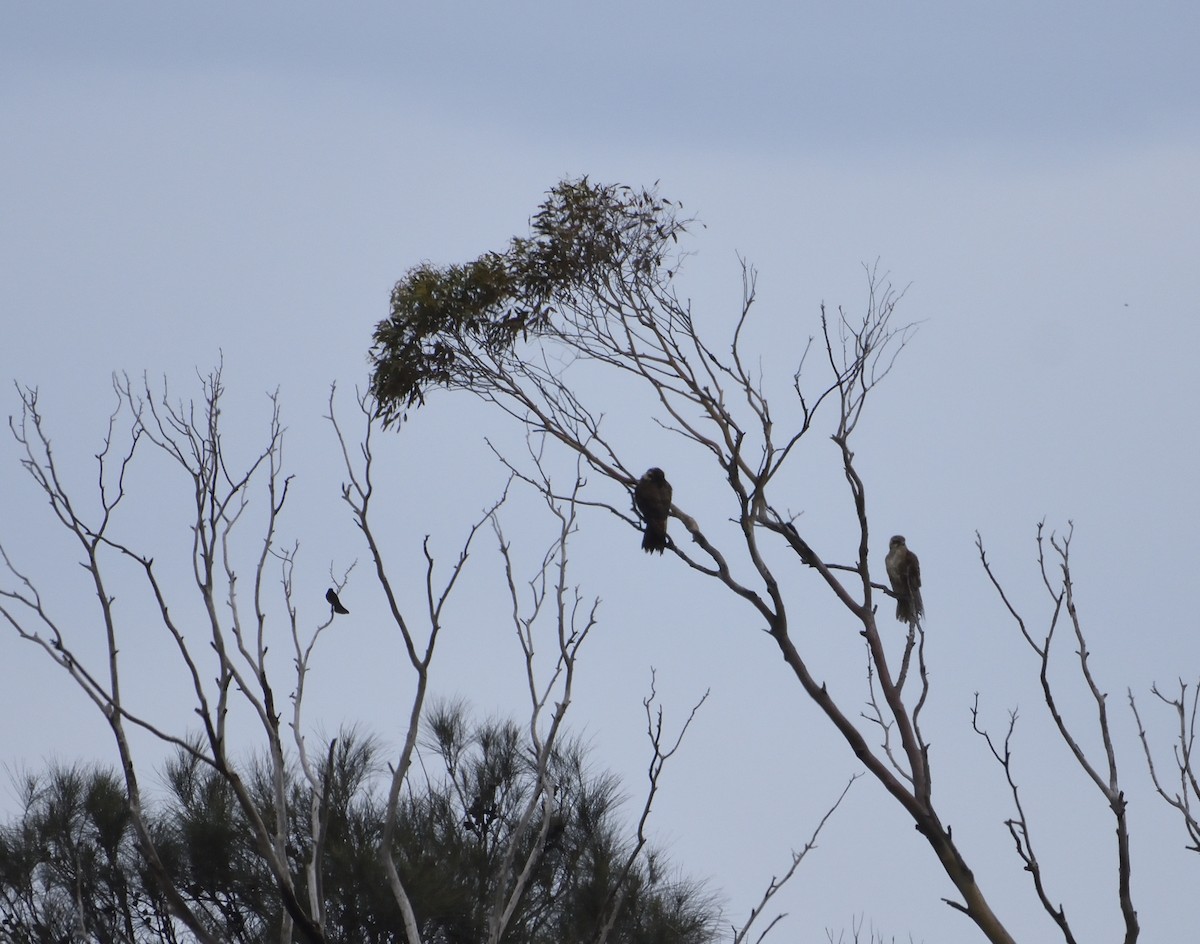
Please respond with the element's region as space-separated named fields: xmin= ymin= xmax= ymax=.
xmin=634 ymin=468 xmax=672 ymax=554
xmin=326 ymin=588 xmax=350 ymax=615
xmin=885 ymin=535 xmax=923 ymax=626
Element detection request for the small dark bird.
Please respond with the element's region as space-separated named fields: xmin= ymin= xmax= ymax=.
xmin=633 ymin=468 xmax=672 ymax=553
xmin=326 ymin=588 xmax=349 ymax=615
xmin=885 ymin=535 xmax=923 ymax=626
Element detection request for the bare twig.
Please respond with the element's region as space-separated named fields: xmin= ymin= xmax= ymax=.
xmin=1131 ymin=681 xmax=1200 ymax=853
xmin=732 ymin=774 xmax=860 ymax=944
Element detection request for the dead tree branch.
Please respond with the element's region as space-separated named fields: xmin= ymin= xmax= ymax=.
xmin=1131 ymin=680 xmax=1200 ymax=853
xmin=976 ymin=524 xmax=1138 ymax=944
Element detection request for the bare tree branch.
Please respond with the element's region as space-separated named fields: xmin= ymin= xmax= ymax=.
xmin=328 ymin=385 xmax=504 ymax=944
xmin=1131 ymin=680 xmax=1200 ymax=853
xmin=976 ymin=524 xmax=1138 ymax=944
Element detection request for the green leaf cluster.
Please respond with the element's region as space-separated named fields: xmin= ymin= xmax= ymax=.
xmin=370 ymin=178 xmax=688 ymax=424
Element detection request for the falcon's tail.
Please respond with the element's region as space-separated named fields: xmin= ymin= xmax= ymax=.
xmin=896 ymin=590 xmax=924 ymax=626
xmin=641 ymin=521 xmax=668 ymax=554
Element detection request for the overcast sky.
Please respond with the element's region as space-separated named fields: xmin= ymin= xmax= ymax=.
xmin=3 ymin=3 xmax=1199 ymax=940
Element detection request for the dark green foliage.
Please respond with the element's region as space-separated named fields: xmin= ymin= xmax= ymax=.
xmin=155 ymin=752 xmax=279 ymax=942
xmin=374 ymin=253 xmax=521 ymax=415
xmin=370 ymin=178 xmax=689 ymax=423
xmin=0 ymin=712 xmax=719 ymax=944
xmin=0 ymin=764 xmax=147 ymax=944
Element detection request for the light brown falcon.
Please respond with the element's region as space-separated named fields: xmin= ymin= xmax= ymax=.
xmin=885 ymin=535 xmax=923 ymax=626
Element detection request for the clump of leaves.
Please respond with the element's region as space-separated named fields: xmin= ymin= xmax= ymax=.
xmin=370 ymin=177 xmax=688 ymax=424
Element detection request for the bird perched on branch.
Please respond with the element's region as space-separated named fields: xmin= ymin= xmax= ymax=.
xmin=633 ymin=468 xmax=672 ymax=553
xmin=326 ymin=588 xmax=350 ymax=615
xmin=885 ymin=535 xmax=923 ymax=626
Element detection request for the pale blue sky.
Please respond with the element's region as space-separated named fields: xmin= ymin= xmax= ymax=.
xmin=2 ymin=3 xmax=1199 ymax=940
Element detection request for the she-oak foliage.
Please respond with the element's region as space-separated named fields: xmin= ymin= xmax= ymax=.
xmin=370 ymin=179 xmax=687 ymax=421
xmin=0 ymin=712 xmax=718 ymax=944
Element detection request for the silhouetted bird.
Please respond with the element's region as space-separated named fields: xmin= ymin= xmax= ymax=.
xmin=634 ymin=468 xmax=673 ymax=553
xmin=885 ymin=535 xmax=923 ymax=626
xmin=326 ymin=588 xmax=349 ymax=615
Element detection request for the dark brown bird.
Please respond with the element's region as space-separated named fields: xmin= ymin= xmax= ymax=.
xmin=326 ymin=588 xmax=349 ymax=615
xmin=633 ymin=468 xmax=672 ymax=553
xmin=885 ymin=535 xmax=923 ymax=626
